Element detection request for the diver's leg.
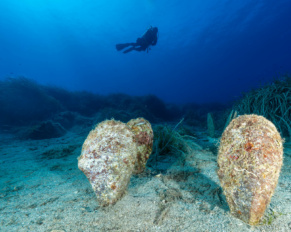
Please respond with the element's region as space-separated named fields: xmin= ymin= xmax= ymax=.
xmin=134 ymin=46 xmax=147 ymax=52
xmin=123 ymin=46 xmax=147 ymax=53
xmin=116 ymin=43 xmax=136 ymax=51
xmin=123 ymin=46 xmax=136 ymax=54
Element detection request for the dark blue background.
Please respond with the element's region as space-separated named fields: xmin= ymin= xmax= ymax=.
xmin=0 ymin=0 xmax=290 ymax=103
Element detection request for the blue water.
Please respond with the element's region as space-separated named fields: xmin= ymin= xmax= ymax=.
xmin=0 ymin=0 xmax=290 ymax=103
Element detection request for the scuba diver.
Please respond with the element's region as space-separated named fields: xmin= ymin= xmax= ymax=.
xmin=116 ymin=26 xmax=158 ymax=54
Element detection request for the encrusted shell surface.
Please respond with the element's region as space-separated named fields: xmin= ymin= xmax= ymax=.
xmin=78 ymin=119 xmax=137 ymax=206
xmin=127 ymin=117 xmax=154 ymax=174
xmin=217 ymin=114 xmax=283 ymax=225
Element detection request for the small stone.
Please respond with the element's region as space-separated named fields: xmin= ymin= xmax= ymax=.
xmin=85 ymin=206 xmax=93 ymax=212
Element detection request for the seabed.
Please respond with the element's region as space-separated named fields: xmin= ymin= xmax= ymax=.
xmin=0 ymin=123 xmax=290 ymax=232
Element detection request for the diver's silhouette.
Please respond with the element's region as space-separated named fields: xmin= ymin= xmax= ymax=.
xmin=116 ymin=26 xmax=158 ymax=54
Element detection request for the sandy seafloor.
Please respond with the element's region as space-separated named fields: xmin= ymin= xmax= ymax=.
xmin=0 ymin=125 xmax=290 ymax=232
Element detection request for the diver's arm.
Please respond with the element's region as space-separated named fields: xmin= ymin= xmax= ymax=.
xmin=151 ymin=37 xmax=157 ymax=45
